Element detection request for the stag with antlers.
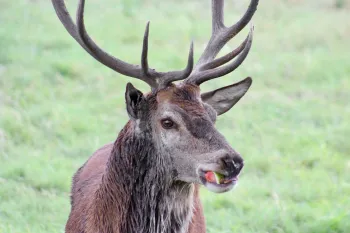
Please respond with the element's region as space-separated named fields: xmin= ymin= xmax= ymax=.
xmin=51 ymin=0 xmax=259 ymax=232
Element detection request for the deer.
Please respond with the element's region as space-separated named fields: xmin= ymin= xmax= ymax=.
xmin=52 ymin=0 xmax=259 ymax=232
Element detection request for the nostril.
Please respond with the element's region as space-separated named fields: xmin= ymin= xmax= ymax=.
xmin=232 ymin=156 xmax=244 ymax=171
xmin=220 ymin=152 xmax=244 ymax=171
xmin=221 ymin=155 xmax=234 ymax=169
xmin=221 ymin=155 xmax=244 ymax=176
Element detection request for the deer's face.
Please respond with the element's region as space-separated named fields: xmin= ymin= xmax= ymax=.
xmin=126 ymin=80 xmax=252 ymax=193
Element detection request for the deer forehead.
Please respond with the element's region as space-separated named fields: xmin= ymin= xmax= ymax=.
xmin=155 ymin=83 xmax=200 ymax=104
xmin=156 ymin=84 xmax=200 ymax=102
xmin=154 ymin=84 xmax=207 ymax=117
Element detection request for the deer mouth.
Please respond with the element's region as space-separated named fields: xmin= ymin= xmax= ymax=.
xmin=199 ymin=170 xmax=238 ymax=193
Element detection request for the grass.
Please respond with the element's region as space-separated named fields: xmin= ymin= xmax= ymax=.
xmin=0 ymin=0 xmax=349 ymax=232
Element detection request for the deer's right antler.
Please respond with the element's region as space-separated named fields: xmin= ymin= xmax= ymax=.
xmin=185 ymin=0 xmax=259 ymax=86
xmin=52 ymin=0 xmax=194 ymax=91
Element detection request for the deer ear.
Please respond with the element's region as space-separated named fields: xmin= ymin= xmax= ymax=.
xmin=125 ymin=83 xmax=145 ymax=119
xmin=201 ymin=77 xmax=252 ymax=116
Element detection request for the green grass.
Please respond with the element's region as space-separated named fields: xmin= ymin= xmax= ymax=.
xmin=1 ymin=0 xmax=349 ymax=232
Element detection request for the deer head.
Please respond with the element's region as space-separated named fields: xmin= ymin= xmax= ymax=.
xmin=52 ymin=0 xmax=259 ymax=193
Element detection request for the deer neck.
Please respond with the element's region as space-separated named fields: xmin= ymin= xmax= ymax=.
xmin=98 ymin=121 xmax=195 ymax=233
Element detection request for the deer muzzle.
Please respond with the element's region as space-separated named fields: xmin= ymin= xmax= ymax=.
xmin=197 ymin=151 xmax=244 ymax=193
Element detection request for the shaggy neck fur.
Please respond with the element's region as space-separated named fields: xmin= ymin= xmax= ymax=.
xmin=93 ymin=121 xmax=194 ymax=233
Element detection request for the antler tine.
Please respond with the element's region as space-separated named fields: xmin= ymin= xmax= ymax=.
xmin=201 ymin=32 xmax=250 ymax=71
xmin=159 ymin=41 xmax=194 ymax=89
xmin=52 ymin=0 xmax=194 ymax=90
xmin=52 ymin=0 xmax=98 ymax=60
xmin=141 ymin=22 xmax=151 ymax=77
xmin=185 ymin=0 xmax=259 ymax=86
xmin=227 ymin=0 xmax=259 ymax=38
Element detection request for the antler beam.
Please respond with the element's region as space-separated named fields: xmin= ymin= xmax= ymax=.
xmin=185 ymin=0 xmax=259 ymax=85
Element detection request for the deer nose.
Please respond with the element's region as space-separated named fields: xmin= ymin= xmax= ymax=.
xmin=221 ymin=154 xmax=244 ymax=177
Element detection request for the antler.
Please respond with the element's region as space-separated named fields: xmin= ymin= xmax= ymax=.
xmin=185 ymin=0 xmax=259 ymax=85
xmin=52 ymin=0 xmax=194 ymax=91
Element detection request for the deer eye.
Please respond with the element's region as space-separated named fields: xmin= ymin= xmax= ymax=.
xmin=161 ymin=119 xmax=175 ymax=129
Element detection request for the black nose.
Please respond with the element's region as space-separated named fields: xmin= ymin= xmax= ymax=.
xmin=222 ymin=154 xmax=244 ymax=177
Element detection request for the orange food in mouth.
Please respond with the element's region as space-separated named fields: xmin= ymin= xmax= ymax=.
xmin=204 ymin=171 xmax=238 ymax=184
xmin=205 ymin=171 xmax=216 ymax=183
xmin=205 ymin=171 xmax=225 ymax=184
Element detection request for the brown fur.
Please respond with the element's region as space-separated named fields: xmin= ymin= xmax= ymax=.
xmin=66 ymin=143 xmax=206 ymax=233
xmin=66 ymin=86 xmax=208 ymax=233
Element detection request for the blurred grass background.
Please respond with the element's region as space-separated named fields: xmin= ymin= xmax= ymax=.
xmin=1 ymin=0 xmax=350 ymax=232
